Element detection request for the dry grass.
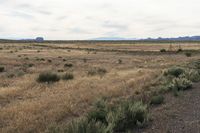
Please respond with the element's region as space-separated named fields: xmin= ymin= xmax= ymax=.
xmin=0 ymin=42 xmax=200 ymax=132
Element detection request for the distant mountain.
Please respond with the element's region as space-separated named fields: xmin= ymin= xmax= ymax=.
xmin=92 ymin=37 xmax=137 ymax=40
xmin=92 ymin=36 xmax=200 ymax=41
xmin=142 ymin=36 xmax=200 ymax=41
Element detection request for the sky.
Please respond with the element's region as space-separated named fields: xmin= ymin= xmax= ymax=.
xmin=0 ymin=0 xmax=200 ymax=40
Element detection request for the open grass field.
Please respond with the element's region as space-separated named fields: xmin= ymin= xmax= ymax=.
xmin=0 ymin=42 xmax=200 ymax=133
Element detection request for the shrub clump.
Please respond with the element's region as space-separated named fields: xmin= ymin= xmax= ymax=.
xmin=62 ymin=73 xmax=74 ymax=80
xmin=181 ymin=69 xmax=200 ymax=82
xmin=107 ymin=101 xmax=149 ymax=132
xmin=185 ymin=52 xmax=192 ymax=57
xmin=150 ymin=95 xmax=164 ymax=105
xmin=164 ymin=67 xmax=185 ymax=77
xmin=169 ymin=77 xmax=192 ymax=91
xmin=177 ymin=48 xmax=183 ymax=52
xmin=87 ymin=100 xmax=108 ymax=124
xmin=0 ymin=66 xmax=5 ymax=72
xmin=160 ymin=49 xmax=166 ymax=52
xmin=37 ymin=72 xmax=60 ymax=83
xmin=64 ymin=63 xmax=73 ymax=68
xmin=63 ymin=101 xmax=148 ymax=133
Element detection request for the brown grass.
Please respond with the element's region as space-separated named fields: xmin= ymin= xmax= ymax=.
xmin=0 ymin=42 xmax=200 ymax=132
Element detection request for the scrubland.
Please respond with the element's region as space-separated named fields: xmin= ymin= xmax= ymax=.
xmin=0 ymin=42 xmax=200 ymax=133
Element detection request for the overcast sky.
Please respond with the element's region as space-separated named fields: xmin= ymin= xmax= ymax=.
xmin=0 ymin=0 xmax=200 ymax=40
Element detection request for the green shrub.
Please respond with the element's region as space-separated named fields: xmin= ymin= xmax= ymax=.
xmin=160 ymin=49 xmax=166 ymax=52
xmin=150 ymin=95 xmax=164 ymax=105
xmin=48 ymin=59 xmax=52 ymax=63
xmin=87 ymin=100 xmax=108 ymax=124
xmin=181 ymin=69 xmax=200 ymax=82
xmin=191 ymin=60 xmax=200 ymax=69
xmin=185 ymin=52 xmax=192 ymax=57
xmin=28 ymin=63 xmax=34 ymax=67
xmin=177 ymin=48 xmax=183 ymax=52
xmin=64 ymin=118 xmax=107 ymax=133
xmin=164 ymin=67 xmax=185 ymax=77
xmin=62 ymin=73 xmax=74 ymax=80
xmin=64 ymin=63 xmax=73 ymax=68
xmin=0 ymin=66 xmax=5 ymax=72
xmin=37 ymin=72 xmax=60 ymax=83
xmin=158 ymin=85 xmax=171 ymax=93
xmin=107 ymin=101 xmax=148 ymax=132
xmin=169 ymin=77 xmax=192 ymax=91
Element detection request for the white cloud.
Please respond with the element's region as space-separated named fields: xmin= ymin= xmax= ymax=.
xmin=0 ymin=0 xmax=200 ymax=39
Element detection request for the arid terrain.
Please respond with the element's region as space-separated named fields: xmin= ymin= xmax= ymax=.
xmin=0 ymin=42 xmax=200 ymax=133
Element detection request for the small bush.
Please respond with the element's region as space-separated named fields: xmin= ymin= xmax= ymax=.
xmin=107 ymin=101 xmax=148 ymax=132
xmin=63 ymin=59 xmax=66 ymax=62
xmin=164 ymin=67 xmax=185 ymax=77
xmin=150 ymin=95 xmax=164 ymax=105
xmin=181 ymin=69 xmax=200 ymax=82
xmin=40 ymin=58 xmax=45 ymax=61
xmin=37 ymin=72 xmax=60 ymax=83
xmin=57 ymin=69 xmax=64 ymax=72
xmin=0 ymin=66 xmax=5 ymax=72
xmin=87 ymin=100 xmax=108 ymax=124
xmin=62 ymin=73 xmax=74 ymax=80
xmin=160 ymin=49 xmax=166 ymax=52
xmin=177 ymin=48 xmax=183 ymax=52
xmin=28 ymin=63 xmax=34 ymax=67
xmin=185 ymin=52 xmax=192 ymax=57
xmin=169 ymin=77 xmax=192 ymax=91
xmin=64 ymin=63 xmax=73 ymax=68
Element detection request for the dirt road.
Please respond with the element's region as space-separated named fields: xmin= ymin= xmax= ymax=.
xmin=138 ymin=83 xmax=200 ymax=133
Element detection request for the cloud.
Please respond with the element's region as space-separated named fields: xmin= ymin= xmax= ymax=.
xmin=102 ymin=21 xmax=128 ymax=31
xmin=0 ymin=0 xmax=200 ymax=39
xmin=11 ymin=11 xmax=35 ymax=19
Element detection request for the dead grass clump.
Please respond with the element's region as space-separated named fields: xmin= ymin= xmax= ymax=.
xmin=87 ymin=68 xmax=107 ymax=76
xmin=62 ymin=73 xmax=74 ymax=80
